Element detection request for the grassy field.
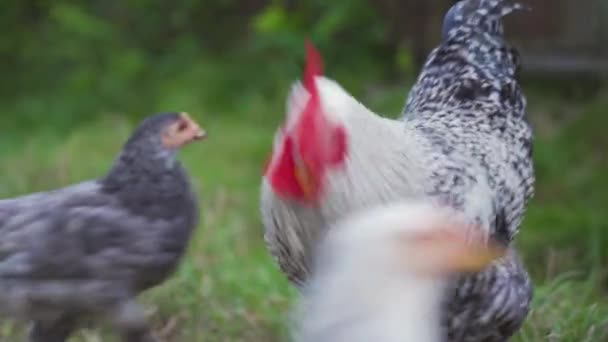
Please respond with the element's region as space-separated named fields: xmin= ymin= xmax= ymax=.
xmin=0 ymin=84 xmax=607 ymax=341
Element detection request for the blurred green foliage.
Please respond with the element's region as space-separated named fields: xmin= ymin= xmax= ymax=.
xmin=0 ymin=0 xmax=400 ymax=136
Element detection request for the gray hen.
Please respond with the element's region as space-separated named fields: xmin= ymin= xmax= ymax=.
xmin=0 ymin=112 xmax=205 ymax=342
xmin=262 ymin=1 xmax=534 ymax=341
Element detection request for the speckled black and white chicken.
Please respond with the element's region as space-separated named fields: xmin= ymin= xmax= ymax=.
xmin=0 ymin=112 xmax=204 ymax=342
xmin=294 ymin=201 xmax=506 ymax=342
xmin=261 ymin=0 xmax=534 ymax=341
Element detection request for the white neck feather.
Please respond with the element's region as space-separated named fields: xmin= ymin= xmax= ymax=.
xmin=313 ymin=77 xmax=434 ymax=217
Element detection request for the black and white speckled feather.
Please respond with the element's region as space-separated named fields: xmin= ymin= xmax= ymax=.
xmin=444 ymin=251 xmax=531 ymax=341
xmin=406 ymin=2 xmax=535 ymax=340
xmin=262 ymin=1 xmax=534 ymax=341
xmin=405 ymin=0 xmax=534 ymax=245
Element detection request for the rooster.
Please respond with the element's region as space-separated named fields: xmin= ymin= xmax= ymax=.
xmin=261 ymin=0 xmax=534 ymax=340
xmin=294 ymin=201 xmax=506 ymax=342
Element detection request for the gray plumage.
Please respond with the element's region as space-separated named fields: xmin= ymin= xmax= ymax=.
xmin=0 ymin=113 xmax=202 ymax=342
xmin=262 ymin=1 xmax=534 ymax=341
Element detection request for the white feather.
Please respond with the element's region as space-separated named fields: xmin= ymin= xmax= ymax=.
xmin=293 ymin=201 xmax=460 ymax=342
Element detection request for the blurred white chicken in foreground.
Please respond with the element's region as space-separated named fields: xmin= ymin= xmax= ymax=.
xmin=294 ymin=201 xmax=506 ymax=342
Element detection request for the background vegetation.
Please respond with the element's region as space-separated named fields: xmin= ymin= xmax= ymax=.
xmin=1 ymin=1 xmax=607 ymax=341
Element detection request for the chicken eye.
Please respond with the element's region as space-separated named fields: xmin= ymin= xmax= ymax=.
xmin=177 ymin=120 xmax=189 ymax=132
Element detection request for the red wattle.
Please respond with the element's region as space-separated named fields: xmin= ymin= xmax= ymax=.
xmin=267 ymin=136 xmax=305 ymax=199
xmin=328 ymin=125 xmax=348 ymax=166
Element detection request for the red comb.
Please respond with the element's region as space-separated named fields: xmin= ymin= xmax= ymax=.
xmin=304 ymin=39 xmax=323 ymax=96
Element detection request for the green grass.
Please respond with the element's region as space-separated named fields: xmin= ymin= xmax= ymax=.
xmin=0 ymin=85 xmax=607 ymax=341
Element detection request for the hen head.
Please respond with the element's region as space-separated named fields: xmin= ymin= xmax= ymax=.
xmin=125 ymin=112 xmax=206 ymax=152
xmin=160 ymin=112 xmax=207 ymax=149
xmin=264 ymin=41 xmax=348 ymax=204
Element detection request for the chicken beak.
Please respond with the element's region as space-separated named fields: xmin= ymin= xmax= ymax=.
xmin=294 ymin=161 xmax=318 ymax=202
xmin=440 ymin=230 xmax=506 ymax=273
xmin=179 ymin=112 xmax=207 ymax=141
xmin=193 ymin=129 xmax=207 ymax=140
xmin=408 ymin=226 xmax=507 ymax=274
xmin=447 ymin=240 xmax=506 ymax=272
